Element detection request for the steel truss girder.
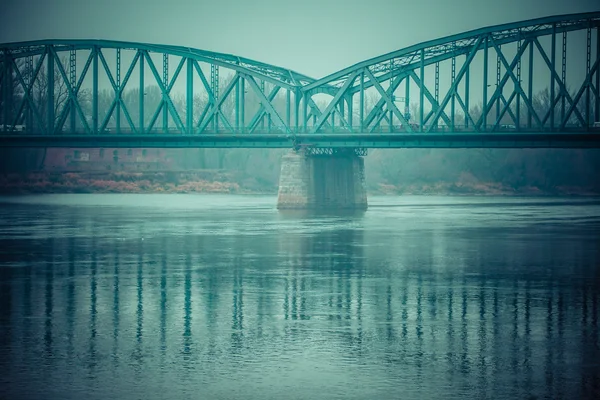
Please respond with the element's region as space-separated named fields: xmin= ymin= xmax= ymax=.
xmin=51 ymin=46 xmax=93 ymax=134
xmin=8 ymin=50 xmax=47 ymax=133
xmin=529 ymin=38 xmax=590 ymax=129
xmin=0 ymin=40 xmax=314 ymax=89
xmin=475 ymin=38 xmax=531 ymax=130
xmin=0 ymin=12 xmax=598 ymax=141
xmin=311 ymin=70 xmax=359 ymax=133
xmin=242 ymin=73 xmax=289 ymax=134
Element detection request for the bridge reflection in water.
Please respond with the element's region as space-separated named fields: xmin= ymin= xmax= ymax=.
xmin=0 ymin=197 xmax=598 ymax=399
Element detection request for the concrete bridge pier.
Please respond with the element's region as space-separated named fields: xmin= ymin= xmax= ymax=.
xmin=277 ymin=148 xmax=368 ymax=210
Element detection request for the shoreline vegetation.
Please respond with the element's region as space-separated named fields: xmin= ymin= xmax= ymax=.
xmin=1 ymin=171 xmax=598 ymax=196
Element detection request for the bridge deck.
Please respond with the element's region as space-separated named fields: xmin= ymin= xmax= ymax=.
xmin=0 ymin=133 xmax=599 ymax=149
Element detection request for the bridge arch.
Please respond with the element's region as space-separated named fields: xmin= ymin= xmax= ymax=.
xmin=302 ymin=11 xmax=600 ymax=134
xmin=0 ymin=40 xmax=317 ymax=135
xmin=0 ymin=12 xmax=599 ymax=137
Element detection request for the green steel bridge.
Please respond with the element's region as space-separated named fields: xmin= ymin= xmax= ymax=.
xmin=1 ymin=11 xmax=600 ymax=149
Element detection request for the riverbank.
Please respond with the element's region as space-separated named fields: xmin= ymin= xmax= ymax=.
xmin=1 ymin=171 xmax=598 ymax=196
xmin=369 ymin=182 xmax=600 ymax=196
xmin=0 ymin=171 xmax=277 ymax=195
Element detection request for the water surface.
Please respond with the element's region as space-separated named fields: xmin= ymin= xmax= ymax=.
xmin=0 ymin=194 xmax=599 ymax=399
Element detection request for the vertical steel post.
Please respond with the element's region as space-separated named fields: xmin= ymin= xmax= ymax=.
xmin=528 ymin=41 xmax=533 ymax=129
xmin=162 ymin=53 xmax=168 ymax=133
xmin=260 ymin=80 xmax=265 ymax=132
xmin=139 ymin=51 xmax=144 ymax=134
xmin=419 ymin=49 xmax=424 ymax=132
xmin=240 ymin=76 xmax=245 ymax=132
xmin=47 ymin=46 xmax=55 ymax=135
xmin=116 ymin=49 xmax=121 ymax=133
xmin=434 ymin=62 xmax=439 ymax=104
xmin=210 ymin=64 xmax=215 ymax=132
xmin=70 ymin=49 xmax=76 ymax=133
xmin=359 ymin=70 xmax=364 ymax=131
xmin=451 ymin=55 xmax=456 ymax=129
xmin=465 ymin=53 xmax=470 ymax=129
xmin=210 ymin=64 xmax=219 ymax=132
xmin=92 ymin=46 xmax=98 ymax=134
xmin=434 ymin=61 xmax=439 ymax=130
xmin=405 ymin=75 xmax=410 ymax=125
xmin=331 ymin=109 xmax=335 ymax=133
xmin=550 ymin=23 xmax=556 ymax=130
xmin=26 ymin=56 xmax=33 ymax=131
xmin=214 ymin=65 xmax=221 ymax=133
xmin=561 ymin=32 xmax=567 ymax=124
xmin=347 ymin=95 xmax=353 ymax=130
xmin=596 ymin=26 xmax=600 ymax=123
xmin=483 ymin=36 xmax=488 ymax=131
xmin=294 ymin=88 xmax=299 ymax=133
xmin=585 ymin=27 xmax=591 ymax=127
xmin=495 ymin=49 xmax=501 ymax=127
xmin=302 ymin=92 xmax=308 ymax=132
xmin=286 ymin=88 xmax=290 ymax=130
xmin=2 ymin=52 xmax=10 ymax=129
xmin=186 ymin=58 xmax=193 ymax=134
xmin=388 ymin=61 xmax=393 ymax=131
xmin=516 ymin=40 xmax=522 ymax=128
xmin=235 ymin=74 xmax=239 ymax=131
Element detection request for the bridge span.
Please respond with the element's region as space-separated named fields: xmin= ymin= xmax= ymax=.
xmin=1 ymin=12 xmax=600 ymax=208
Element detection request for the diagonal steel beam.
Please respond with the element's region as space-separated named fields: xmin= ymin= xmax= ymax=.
xmin=9 ymin=52 xmax=47 ymax=133
xmin=243 ymin=73 xmax=289 ymax=133
xmin=192 ymin=60 xmax=215 ymax=102
xmin=192 ymin=60 xmax=216 ymax=129
xmin=560 ymin=54 xmax=600 ymax=129
xmin=369 ymin=107 xmax=390 ymax=133
xmin=541 ymin=92 xmax=562 ymax=127
xmin=333 ymin=104 xmax=352 ymax=131
xmin=96 ymin=50 xmax=139 ymax=133
xmin=311 ymin=70 xmax=359 ymax=133
xmin=533 ymin=38 xmax=586 ymax=127
xmin=363 ymin=73 xmax=406 ymax=130
xmin=475 ymin=39 xmax=529 ymax=130
xmin=492 ymin=91 xmax=518 ymax=129
xmin=408 ymin=70 xmax=452 ymax=129
xmin=364 ymin=67 xmax=413 ymax=132
xmin=489 ymin=38 xmax=543 ymax=128
xmin=198 ymin=73 xmax=238 ymax=132
xmin=143 ymin=51 xmax=183 ymax=132
xmin=425 ymin=36 xmax=483 ymax=131
xmin=248 ymin=85 xmax=280 ymax=133
xmin=453 ymin=91 xmax=477 ymax=128
xmin=144 ymin=56 xmax=185 ymax=132
xmin=143 ymin=51 xmax=185 ymax=132
xmin=307 ymin=98 xmax=331 ymax=129
xmin=50 ymin=47 xmax=93 ymax=133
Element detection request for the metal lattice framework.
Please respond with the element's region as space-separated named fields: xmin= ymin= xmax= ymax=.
xmin=1 ymin=11 xmax=600 ymax=148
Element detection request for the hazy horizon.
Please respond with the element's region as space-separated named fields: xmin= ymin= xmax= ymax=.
xmin=1 ymin=0 xmax=599 ymax=78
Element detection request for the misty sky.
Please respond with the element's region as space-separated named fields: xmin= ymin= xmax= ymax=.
xmin=0 ymin=0 xmax=598 ymax=78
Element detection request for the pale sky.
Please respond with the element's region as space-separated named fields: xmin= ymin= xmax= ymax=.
xmin=0 ymin=0 xmax=598 ymax=78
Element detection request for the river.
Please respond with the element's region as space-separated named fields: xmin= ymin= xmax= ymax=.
xmin=0 ymin=194 xmax=599 ymax=399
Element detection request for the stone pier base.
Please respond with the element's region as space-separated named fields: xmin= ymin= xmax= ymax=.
xmin=276 ymin=150 xmax=367 ymax=210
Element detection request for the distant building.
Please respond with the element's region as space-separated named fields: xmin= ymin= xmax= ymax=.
xmin=44 ymin=148 xmax=174 ymax=171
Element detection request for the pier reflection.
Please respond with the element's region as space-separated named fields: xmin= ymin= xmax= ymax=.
xmin=0 ymin=201 xmax=598 ymax=399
